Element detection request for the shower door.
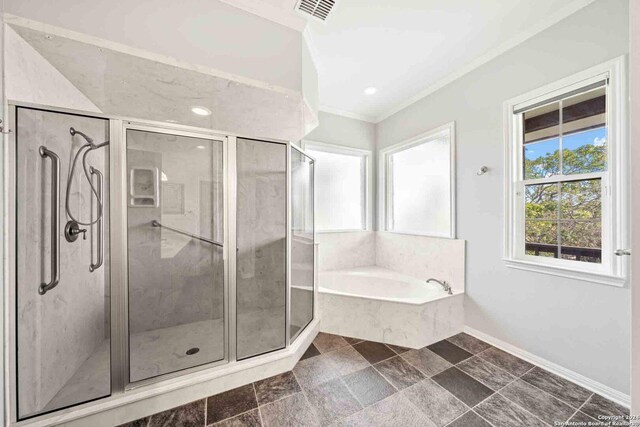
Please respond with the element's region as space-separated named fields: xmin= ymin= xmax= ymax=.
xmin=236 ymin=138 xmax=287 ymax=359
xmin=14 ymin=107 xmax=111 ymax=420
xmin=125 ymin=126 xmax=226 ymax=382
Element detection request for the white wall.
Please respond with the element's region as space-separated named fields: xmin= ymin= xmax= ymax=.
xmin=4 ymin=0 xmax=303 ymax=91
xmin=630 ymin=0 xmax=639 ymax=414
xmin=306 ymin=111 xmax=375 ymax=151
xmin=377 ymin=0 xmax=630 ymax=394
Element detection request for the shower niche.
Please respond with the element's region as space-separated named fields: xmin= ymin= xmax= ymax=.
xmin=8 ymin=106 xmax=316 ymax=422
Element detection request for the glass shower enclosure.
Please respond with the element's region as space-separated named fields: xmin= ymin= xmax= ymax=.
xmin=8 ymin=105 xmax=315 ymax=422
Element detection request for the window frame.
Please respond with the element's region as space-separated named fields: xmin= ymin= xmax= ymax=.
xmin=504 ymin=56 xmax=628 ymax=287
xmin=378 ymin=121 xmax=456 ymax=239
xmin=301 ymin=140 xmax=373 ymax=232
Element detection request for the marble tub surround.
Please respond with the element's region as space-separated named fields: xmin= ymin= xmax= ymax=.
xmin=319 ymin=267 xmax=464 ymax=348
xmin=8 ymin=23 xmax=317 ymax=143
xmin=118 ymin=332 xmax=629 ymax=427
xmin=316 ymin=231 xmax=376 ymax=271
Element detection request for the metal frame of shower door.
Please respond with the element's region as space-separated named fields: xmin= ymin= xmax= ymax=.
xmin=288 ymin=144 xmax=316 ymax=344
xmin=116 ymin=121 xmax=231 ymax=391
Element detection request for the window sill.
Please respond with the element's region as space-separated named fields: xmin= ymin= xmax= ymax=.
xmin=504 ymin=258 xmax=626 ymax=287
xmin=316 ymin=229 xmax=371 ymax=234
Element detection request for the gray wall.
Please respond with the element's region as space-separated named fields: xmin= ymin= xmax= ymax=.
xmin=307 ymin=111 xmax=376 ymax=151
xmin=377 ymin=0 xmax=630 ymax=394
xmin=4 ymin=0 xmax=302 ymax=91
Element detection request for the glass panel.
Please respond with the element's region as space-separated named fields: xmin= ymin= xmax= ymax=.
xmin=525 ymin=220 xmax=558 ymax=258
xmin=306 ymin=148 xmax=364 ymax=231
xmin=290 ymin=148 xmax=314 ymax=342
xmin=559 ymin=179 xmax=602 ymax=263
xmin=236 ymin=138 xmax=287 ymax=359
xmin=127 ymin=129 xmax=224 ymax=382
xmin=523 ymin=101 xmax=560 ymax=179
xmin=525 ymin=183 xmax=558 ymax=219
xmin=561 ymin=86 xmax=607 ymax=175
xmin=389 ymin=133 xmax=451 ymax=236
xmin=16 ymin=107 xmax=111 ymax=419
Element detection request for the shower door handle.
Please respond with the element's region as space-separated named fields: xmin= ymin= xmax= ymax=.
xmin=39 ymin=146 xmax=61 ymax=295
xmin=90 ymin=167 xmax=103 ymax=272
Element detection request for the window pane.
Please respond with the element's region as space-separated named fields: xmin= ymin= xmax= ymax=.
xmin=523 ymin=101 xmax=560 ymax=179
xmin=560 ymin=179 xmax=601 ymax=220
xmin=525 ymin=220 xmax=558 ymax=258
xmin=525 ymin=183 xmax=558 ymax=219
xmin=561 ymin=87 xmax=607 ymax=175
xmin=388 ymin=136 xmax=451 ymax=236
xmin=307 ymin=148 xmax=365 ymax=231
xmin=559 ymin=221 xmax=601 ymax=263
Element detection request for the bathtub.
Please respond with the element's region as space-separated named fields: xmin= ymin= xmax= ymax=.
xmin=319 ymin=266 xmax=464 ymax=349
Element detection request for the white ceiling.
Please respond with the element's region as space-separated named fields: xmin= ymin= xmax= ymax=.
xmin=221 ymin=0 xmax=596 ymax=122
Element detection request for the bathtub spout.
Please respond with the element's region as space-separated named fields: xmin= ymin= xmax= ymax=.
xmin=427 ymin=278 xmax=453 ymax=295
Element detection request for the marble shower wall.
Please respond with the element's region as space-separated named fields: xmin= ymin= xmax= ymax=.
xmin=16 ymin=108 xmax=109 ymax=416
xmin=8 ymin=23 xmax=317 ymax=143
xmin=126 ymin=131 xmax=224 ymax=334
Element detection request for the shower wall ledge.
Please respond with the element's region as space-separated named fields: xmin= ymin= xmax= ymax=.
xmin=19 ymin=320 xmax=320 ymax=427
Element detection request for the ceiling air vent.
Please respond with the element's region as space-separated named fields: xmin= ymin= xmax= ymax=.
xmin=296 ymin=0 xmax=336 ymax=22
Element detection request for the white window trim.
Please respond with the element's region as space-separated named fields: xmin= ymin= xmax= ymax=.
xmin=378 ymin=121 xmax=456 ymax=239
xmin=503 ymin=56 xmax=628 ymax=287
xmin=301 ymin=140 xmax=373 ymax=232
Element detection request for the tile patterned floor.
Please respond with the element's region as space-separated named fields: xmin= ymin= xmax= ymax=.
xmin=118 ymin=332 xmax=630 ymax=427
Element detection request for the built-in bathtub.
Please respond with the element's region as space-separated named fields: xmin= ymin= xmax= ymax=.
xmin=319 ymin=266 xmax=464 ymax=348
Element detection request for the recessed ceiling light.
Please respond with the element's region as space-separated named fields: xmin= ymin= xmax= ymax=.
xmin=196 ymin=145 xmax=206 ymax=150
xmin=191 ymin=106 xmax=212 ymax=116
xmin=364 ymin=87 xmax=377 ymax=95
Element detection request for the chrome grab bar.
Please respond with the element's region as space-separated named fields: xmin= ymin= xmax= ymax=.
xmin=151 ymin=220 xmax=223 ymax=248
xmin=89 ymin=166 xmax=103 ymax=272
xmin=39 ymin=146 xmax=61 ymax=295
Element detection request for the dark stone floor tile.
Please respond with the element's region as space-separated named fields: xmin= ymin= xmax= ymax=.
xmin=401 ymin=347 xmax=451 ymax=377
xmin=305 ymin=378 xmax=361 ymax=424
xmin=300 ymin=344 xmax=321 ymax=361
xmin=254 ymin=371 xmax=301 ymax=406
xmin=259 ymin=392 xmax=319 ymax=426
xmin=457 ymin=356 xmax=516 ymax=391
xmin=500 ymin=379 xmax=575 ymax=425
xmin=568 ymin=411 xmax=607 ymax=426
xmin=343 ymin=336 xmax=364 ymax=345
xmin=343 ymin=367 xmax=396 ymax=407
xmin=149 ymin=399 xmax=205 ymax=427
xmin=336 ymin=393 xmax=436 ymax=427
xmin=446 ymin=333 xmax=491 ymax=354
xmin=212 ymin=409 xmax=261 ymax=426
xmin=427 ymin=340 xmax=473 ymax=365
xmin=521 ymin=367 xmax=592 ymax=408
xmin=478 ymin=347 xmax=534 ymax=377
xmin=207 ymin=385 xmax=258 ymax=424
xmin=374 ymin=356 xmax=424 ymax=390
xmin=402 ymin=379 xmax=467 ymax=426
xmin=325 ymin=344 xmax=370 ymax=375
xmin=118 ymin=418 xmax=150 ymax=427
xmin=432 ymin=367 xmax=493 ymax=407
xmin=293 ymin=354 xmax=340 ymax=390
xmin=475 ymin=394 xmax=546 ymax=427
xmin=386 ymin=344 xmax=410 ymax=354
xmin=581 ymin=393 xmax=630 ymax=421
xmin=313 ymin=333 xmax=349 ymax=353
xmin=447 ymin=411 xmax=492 ymax=427
xmin=353 ymin=341 xmax=396 ymax=364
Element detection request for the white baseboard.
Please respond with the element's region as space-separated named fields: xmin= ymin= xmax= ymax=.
xmin=463 ymin=326 xmax=630 ymax=408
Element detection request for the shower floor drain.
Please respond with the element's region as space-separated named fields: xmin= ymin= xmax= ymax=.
xmin=186 ymin=347 xmax=200 ymax=355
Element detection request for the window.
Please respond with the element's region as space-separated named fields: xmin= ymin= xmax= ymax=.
xmin=504 ymin=57 xmax=628 ymax=286
xmin=304 ymin=141 xmax=371 ymax=231
xmin=379 ymin=122 xmax=455 ymax=238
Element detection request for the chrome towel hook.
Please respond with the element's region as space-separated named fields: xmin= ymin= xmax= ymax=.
xmin=477 ymin=166 xmax=489 ymax=176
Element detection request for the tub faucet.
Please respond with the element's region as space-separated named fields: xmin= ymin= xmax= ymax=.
xmin=427 ymin=278 xmax=453 ymax=295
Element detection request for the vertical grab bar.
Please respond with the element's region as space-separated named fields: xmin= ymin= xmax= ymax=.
xmin=39 ymin=146 xmax=61 ymax=295
xmin=89 ymin=166 xmax=103 ymax=272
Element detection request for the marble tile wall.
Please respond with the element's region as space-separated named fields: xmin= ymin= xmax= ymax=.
xmin=16 ymin=108 xmax=109 ymax=417
xmin=317 ymin=231 xmax=376 ymax=271
xmin=376 ymin=232 xmax=466 ymax=293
